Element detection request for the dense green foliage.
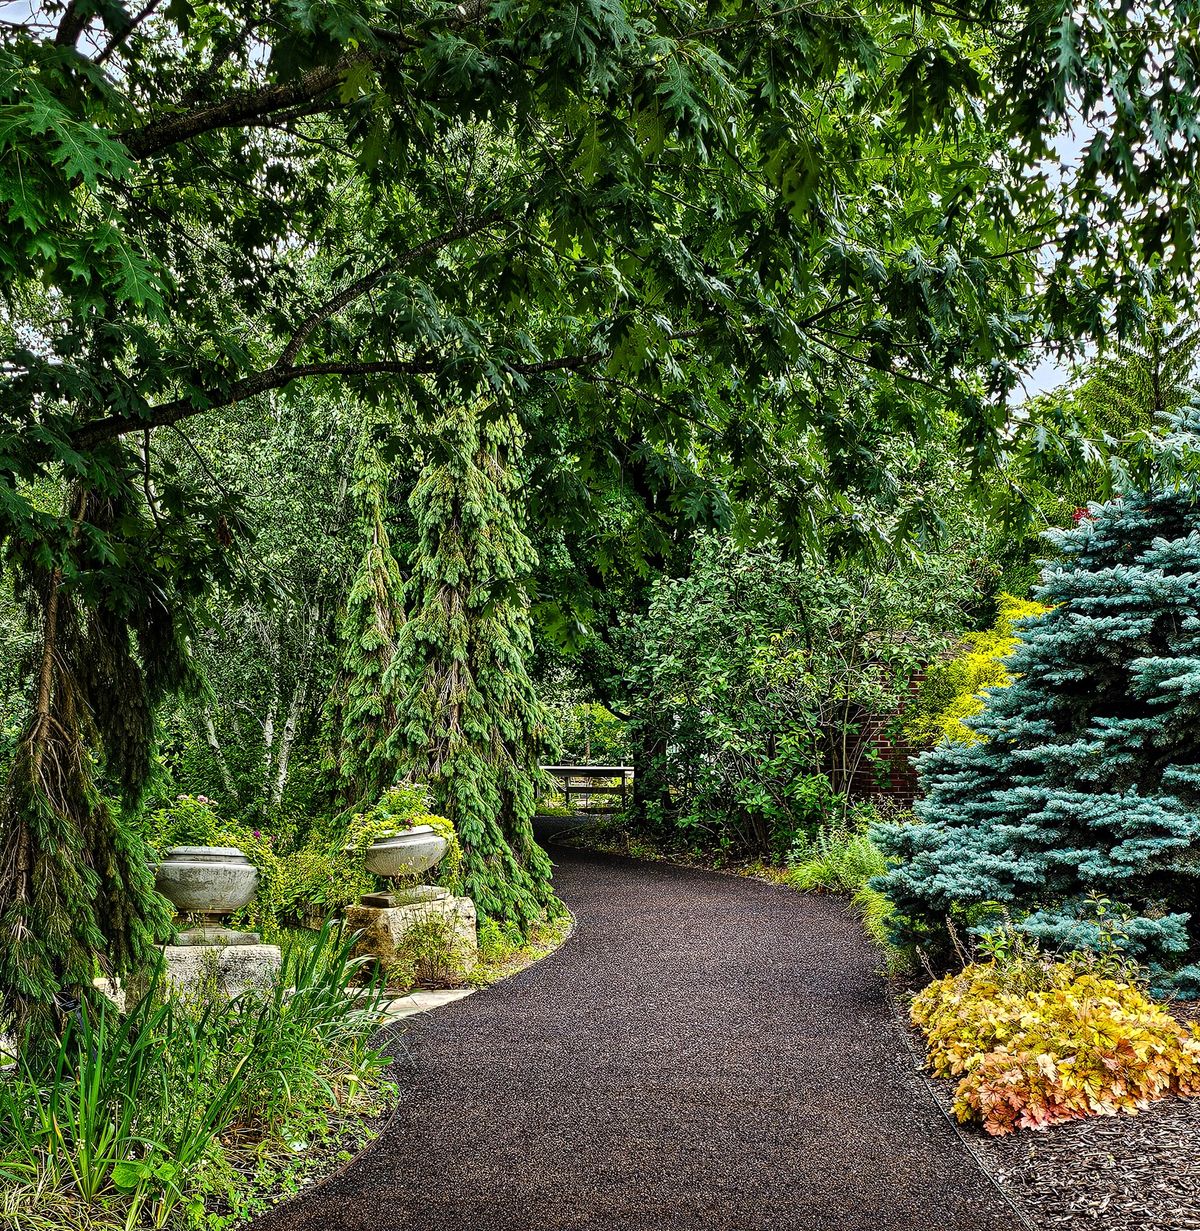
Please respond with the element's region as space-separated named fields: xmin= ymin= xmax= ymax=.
xmin=1 ymin=0 xmax=1199 ymax=1032
xmin=904 ymin=593 xmax=1050 ymax=746
xmin=877 ymin=414 xmax=1200 ymax=987
xmin=385 ymin=407 xmax=559 ymax=927
xmin=324 ymin=440 xmax=409 ymax=808
xmin=156 ymin=396 xmax=364 ymax=822
xmin=616 ymin=530 xmax=986 ymax=855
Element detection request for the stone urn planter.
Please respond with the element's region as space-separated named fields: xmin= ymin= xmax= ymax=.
xmin=154 ymin=846 xmax=258 ymax=921
xmin=364 ymin=825 xmax=449 ymax=880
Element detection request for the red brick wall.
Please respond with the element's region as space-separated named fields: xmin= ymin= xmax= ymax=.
xmin=841 ymin=670 xmax=926 ymax=808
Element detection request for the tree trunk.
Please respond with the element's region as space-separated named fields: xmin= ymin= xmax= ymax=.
xmin=200 ymin=708 xmax=237 ymax=800
xmin=261 ymin=650 xmax=281 ymax=804
xmin=270 ymin=676 xmax=307 ymax=810
xmin=269 ymin=608 xmax=320 ymax=811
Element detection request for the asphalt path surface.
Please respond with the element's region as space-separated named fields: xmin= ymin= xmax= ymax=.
xmin=251 ymin=840 xmax=1016 ymax=1231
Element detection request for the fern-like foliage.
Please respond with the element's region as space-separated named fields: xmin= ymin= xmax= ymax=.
xmin=323 ymin=440 xmax=407 ymax=807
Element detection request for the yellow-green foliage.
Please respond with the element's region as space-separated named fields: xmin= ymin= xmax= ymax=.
xmin=908 ymin=593 xmax=1051 ymax=744
xmin=912 ymin=960 xmax=1200 ymax=1135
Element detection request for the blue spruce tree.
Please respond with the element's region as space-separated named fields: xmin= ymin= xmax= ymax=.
xmin=876 ymin=412 xmax=1200 ymax=990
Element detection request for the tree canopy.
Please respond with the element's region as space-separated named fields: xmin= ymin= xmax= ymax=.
xmin=4 ymin=0 xmax=1199 ymax=552
xmin=2 ymin=0 xmax=1199 ymax=1032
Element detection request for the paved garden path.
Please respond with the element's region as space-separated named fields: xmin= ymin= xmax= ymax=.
xmin=254 ymin=843 xmax=1017 ymax=1231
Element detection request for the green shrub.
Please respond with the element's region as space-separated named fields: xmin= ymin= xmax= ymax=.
xmin=532 ymin=802 xmax=573 ymax=818
xmin=0 ymin=924 xmax=392 ymax=1230
xmin=396 ymin=914 xmax=473 ymax=988
xmin=145 ymin=793 xmax=244 ymax=852
xmin=767 ymin=776 xmax=850 ymax=861
xmin=558 ymin=702 xmax=629 ymax=765
xmin=477 ymin=916 xmax=526 ymax=962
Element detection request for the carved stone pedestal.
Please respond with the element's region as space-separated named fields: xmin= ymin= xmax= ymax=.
xmin=161 ymin=930 xmax=282 ymax=999
xmin=345 ymin=891 xmax=478 ymax=974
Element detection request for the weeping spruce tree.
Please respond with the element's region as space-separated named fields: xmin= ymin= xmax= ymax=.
xmin=0 ymin=480 xmax=191 ymax=1043
xmin=877 ymin=410 xmax=1200 ymax=990
xmin=324 ymin=440 xmax=407 ymax=806
xmin=386 ymin=406 xmax=560 ymax=928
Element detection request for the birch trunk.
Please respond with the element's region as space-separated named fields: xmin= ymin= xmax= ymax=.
xmin=200 ymin=708 xmax=237 ymax=800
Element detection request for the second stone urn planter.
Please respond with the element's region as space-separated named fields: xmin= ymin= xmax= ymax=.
xmin=153 ymin=846 xmax=278 ymax=998
xmin=364 ymin=825 xmax=449 ymax=880
xmin=154 ymin=845 xmax=259 ymax=920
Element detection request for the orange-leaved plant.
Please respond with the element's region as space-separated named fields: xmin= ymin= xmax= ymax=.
xmin=912 ymin=960 xmax=1200 ymax=1135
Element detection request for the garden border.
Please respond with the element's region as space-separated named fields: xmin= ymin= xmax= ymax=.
xmin=888 ymin=991 xmax=1037 ymax=1231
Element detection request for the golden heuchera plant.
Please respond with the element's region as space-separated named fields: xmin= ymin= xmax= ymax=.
xmin=912 ymin=961 xmax=1200 ymax=1135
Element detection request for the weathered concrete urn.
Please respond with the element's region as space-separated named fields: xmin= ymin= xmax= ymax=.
xmin=364 ymin=825 xmax=448 ymax=880
xmin=154 ymin=845 xmax=258 ymax=919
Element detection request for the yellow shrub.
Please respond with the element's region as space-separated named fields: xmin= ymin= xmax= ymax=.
xmin=912 ymin=961 xmax=1200 ymax=1135
xmin=908 ymin=593 xmax=1051 ymax=744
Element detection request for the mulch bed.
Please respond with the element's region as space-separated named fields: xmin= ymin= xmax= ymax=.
xmin=906 ymin=1000 xmax=1200 ymax=1231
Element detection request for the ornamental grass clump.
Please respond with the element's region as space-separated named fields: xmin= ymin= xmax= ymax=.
xmin=913 ymin=958 xmax=1200 ymax=1136
xmin=0 ymin=924 xmax=393 ymax=1231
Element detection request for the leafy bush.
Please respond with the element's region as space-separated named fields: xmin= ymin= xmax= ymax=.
xmin=477 ymin=916 xmax=527 ymax=962
xmin=913 ymin=957 xmax=1200 ymax=1136
xmin=266 ymin=838 xmax=378 ymax=928
xmin=0 ymin=924 xmax=392 ymax=1229
xmin=394 ymin=914 xmax=474 ymax=988
xmin=532 ymin=801 xmax=573 ymax=818
xmin=557 ymin=702 xmax=629 ymax=765
xmin=145 ymin=794 xmax=241 ymax=850
xmin=904 ymin=593 xmax=1050 ymax=745
xmin=620 ymin=535 xmax=975 ymax=858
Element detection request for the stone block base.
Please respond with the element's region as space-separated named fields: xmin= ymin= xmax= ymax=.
xmin=161 ymin=942 xmax=282 ymax=999
xmin=360 ymin=885 xmax=449 ymax=908
xmin=344 ymin=895 xmax=478 ymax=977
xmin=92 ymin=976 xmax=126 ymax=1012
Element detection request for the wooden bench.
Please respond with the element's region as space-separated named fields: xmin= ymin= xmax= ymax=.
xmin=540 ymin=765 xmax=634 ymax=813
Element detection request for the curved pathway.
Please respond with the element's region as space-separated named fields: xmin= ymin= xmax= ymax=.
xmin=254 ymin=843 xmax=1016 ymax=1231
